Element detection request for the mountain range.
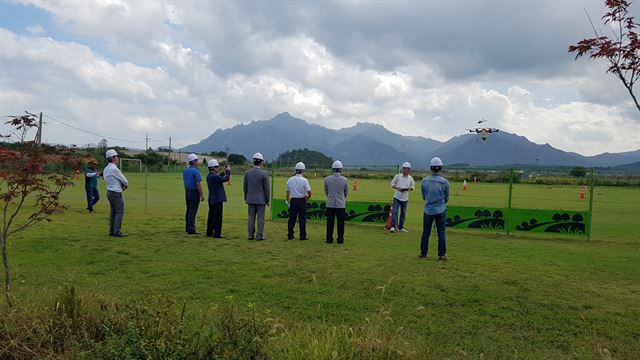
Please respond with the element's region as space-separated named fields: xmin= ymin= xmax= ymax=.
xmin=184 ymin=112 xmax=640 ymax=168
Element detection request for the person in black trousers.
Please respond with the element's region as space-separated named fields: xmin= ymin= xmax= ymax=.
xmin=286 ymin=162 xmax=312 ymax=240
xmin=324 ymin=160 xmax=349 ymax=244
xmin=206 ymin=159 xmax=231 ymax=238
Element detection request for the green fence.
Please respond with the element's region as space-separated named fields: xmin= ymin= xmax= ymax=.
xmin=270 ymin=167 xmax=595 ymax=239
xmin=271 ymin=200 xmax=590 ymax=237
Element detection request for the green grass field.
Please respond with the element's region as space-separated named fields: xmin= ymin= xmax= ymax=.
xmin=6 ymin=171 xmax=640 ymax=359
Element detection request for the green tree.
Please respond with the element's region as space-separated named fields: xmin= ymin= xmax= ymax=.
xmin=570 ymin=166 xmax=587 ymax=177
xmin=569 ymin=0 xmax=640 ymax=112
xmin=1 ymin=114 xmax=84 ymax=306
xmin=276 ymin=148 xmax=332 ymax=166
xmin=228 ymin=153 xmax=248 ymax=165
xmin=133 ymin=149 xmax=168 ymax=167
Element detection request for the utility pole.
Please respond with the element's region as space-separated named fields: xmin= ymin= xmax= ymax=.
xmin=167 ymin=137 xmax=172 ymax=167
xmin=144 ymin=133 xmax=148 ymax=210
xmin=36 ymin=112 xmax=43 ymax=146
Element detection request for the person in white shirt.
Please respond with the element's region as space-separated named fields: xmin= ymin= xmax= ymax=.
xmin=103 ymin=149 xmax=129 ymax=237
xmin=389 ymin=162 xmax=415 ymax=233
xmin=286 ymin=162 xmax=312 ymax=240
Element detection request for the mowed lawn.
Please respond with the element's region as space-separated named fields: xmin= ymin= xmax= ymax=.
xmin=7 ymin=171 xmax=640 ymax=359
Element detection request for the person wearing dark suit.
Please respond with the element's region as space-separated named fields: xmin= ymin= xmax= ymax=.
xmin=206 ymin=159 xmax=231 ymax=238
xmin=243 ymin=152 xmax=270 ymax=240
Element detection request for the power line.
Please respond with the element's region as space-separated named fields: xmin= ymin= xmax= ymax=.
xmin=42 ymin=114 xmax=169 ymax=143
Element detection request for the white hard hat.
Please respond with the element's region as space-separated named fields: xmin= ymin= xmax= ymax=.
xmin=332 ymin=160 xmax=343 ymax=169
xmin=207 ymin=159 xmax=219 ymax=167
xmin=105 ymin=149 xmax=118 ymax=159
xmin=252 ymin=152 xmax=264 ymax=161
xmin=402 ymin=162 xmax=411 ymax=169
xmin=430 ymin=157 xmax=443 ymax=167
xmin=186 ymin=154 xmax=198 ymax=163
xmin=295 ymin=162 xmax=305 ymax=170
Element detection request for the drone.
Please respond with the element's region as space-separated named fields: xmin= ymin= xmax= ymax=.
xmin=466 ymin=119 xmax=499 ymax=141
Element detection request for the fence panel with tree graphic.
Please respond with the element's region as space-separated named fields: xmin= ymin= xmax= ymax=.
xmin=269 ymin=164 xmax=605 ymax=238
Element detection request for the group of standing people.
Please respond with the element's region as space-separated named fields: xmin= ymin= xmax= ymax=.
xmin=86 ymin=150 xmax=449 ymax=260
xmin=182 ymin=153 xmax=232 ymax=237
xmin=284 ymin=159 xmax=349 ymax=243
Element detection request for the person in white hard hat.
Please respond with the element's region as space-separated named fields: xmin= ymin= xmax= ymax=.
xmin=103 ymin=149 xmax=129 ymax=237
xmin=183 ymin=154 xmax=204 ymax=234
xmin=206 ymin=159 xmax=231 ymax=238
xmin=286 ymin=162 xmax=312 ymax=240
xmin=243 ymin=152 xmax=270 ymax=240
xmin=419 ymin=157 xmax=450 ymax=261
xmin=389 ymin=162 xmax=416 ymax=233
xmin=324 ymin=160 xmax=348 ymax=244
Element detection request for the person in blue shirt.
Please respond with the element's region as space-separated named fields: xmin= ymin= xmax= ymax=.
xmin=84 ymin=159 xmax=101 ymax=213
xmin=183 ymin=154 xmax=204 ymax=234
xmin=419 ymin=157 xmax=450 ymax=261
xmin=205 ymin=159 xmax=231 ymax=238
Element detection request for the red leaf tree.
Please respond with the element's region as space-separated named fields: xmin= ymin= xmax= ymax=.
xmin=1 ymin=114 xmax=84 ymax=306
xmin=569 ymin=0 xmax=640 ymax=112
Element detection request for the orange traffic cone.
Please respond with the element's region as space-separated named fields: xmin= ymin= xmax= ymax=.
xmin=353 ymin=176 xmax=358 ymax=191
xmin=385 ymin=202 xmax=394 ymax=230
xmin=580 ymin=185 xmax=586 ymax=199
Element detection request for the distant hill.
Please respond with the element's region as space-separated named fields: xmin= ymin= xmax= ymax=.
xmin=612 ymin=161 xmax=640 ymax=171
xmin=184 ymin=112 xmax=640 ymax=168
xmin=589 ymin=150 xmax=640 ymax=167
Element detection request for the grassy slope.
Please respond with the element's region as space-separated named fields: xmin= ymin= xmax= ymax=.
xmin=7 ymin=172 xmax=640 ymax=359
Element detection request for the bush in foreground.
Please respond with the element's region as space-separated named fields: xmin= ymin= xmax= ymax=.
xmin=0 ymin=287 xmax=416 ymax=359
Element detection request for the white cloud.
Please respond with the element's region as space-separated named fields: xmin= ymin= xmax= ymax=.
xmin=26 ymin=24 xmax=45 ymax=35
xmin=1 ymin=1 xmax=639 ymax=156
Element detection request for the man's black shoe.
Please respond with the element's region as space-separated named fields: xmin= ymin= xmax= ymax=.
xmin=325 ymin=240 xmax=333 ymax=244
xmin=418 ymin=255 xmax=427 ymax=260
xmin=187 ymin=231 xmax=200 ymax=235
xmin=112 ymin=232 xmax=128 ymax=237
xmin=256 ymin=238 xmax=265 ymax=241
xmin=300 ymin=237 xmax=309 ymax=240
xmin=288 ymin=236 xmax=294 ymax=240
xmin=248 ymin=237 xmax=255 ymax=240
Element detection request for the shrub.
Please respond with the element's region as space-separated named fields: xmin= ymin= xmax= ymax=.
xmin=1 ymin=287 xmax=418 ymax=359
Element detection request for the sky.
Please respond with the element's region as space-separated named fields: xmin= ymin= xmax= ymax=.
xmin=0 ymin=0 xmax=638 ymax=156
